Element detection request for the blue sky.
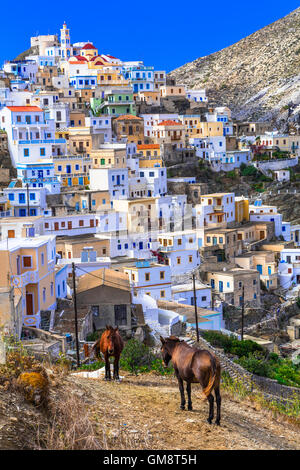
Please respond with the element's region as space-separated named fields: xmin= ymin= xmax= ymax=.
xmin=1 ymin=1 xmax=299 ymax=72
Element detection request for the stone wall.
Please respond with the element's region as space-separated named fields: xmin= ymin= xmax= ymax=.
xmin=253 ymin=158 xmax=298 ymax=172
xmin=191 ymin=333 xmax=300 ymax=403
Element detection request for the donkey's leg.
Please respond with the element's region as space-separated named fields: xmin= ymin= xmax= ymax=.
xmin=105 ymin=353 xmax=111 ymax=381
xmin=215 ymin=387 xmax=221 ymax=426
xmin=175 ymin=369 xmax=186 ymax=410
xmin=113 ymin=355 xmax=120 ymax=381
xmin=186 ymin=383 xmax=193 ymax=411
xmin=207 ymin=394 xmax=214 ymax=424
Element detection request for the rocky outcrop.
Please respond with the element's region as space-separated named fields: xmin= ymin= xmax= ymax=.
xmin=170 ymin=7 xmax=300 ymax=130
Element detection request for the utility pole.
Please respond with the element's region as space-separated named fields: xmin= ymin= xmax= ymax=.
xmin=192 ymin=273 xmax=200 ymax=342
xmin=241 ymin=284 xmax=245 ymax=341
xmin=72 ymin=262 xmax=80 ymax=367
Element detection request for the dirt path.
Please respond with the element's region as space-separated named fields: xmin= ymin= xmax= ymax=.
xmin=69 ymin=372 xmax=300 ymax=450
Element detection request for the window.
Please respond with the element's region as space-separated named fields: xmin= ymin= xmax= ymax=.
xmin=189 ymin=255 xmax=193 ymax=263
xmin=177 ymin=257 xmax=181 ymax=265
xmin=29 ymin=193 xmax=35 ymax=200
xmin=23 ymin=256 xmax=32 ymax=268
xmin=114 ymin=304 xmax=127 ymax=326
xmin=160 ymin=290 xmax=165 ymax=298
xmin=43 ymin=288 xmax=46 ymax=303
xmin=40 ymin=148 xmax=45 ymax=156
xmin=41 ymin=252 xmax=44 ymax=265
xmin=145 ymin=273 xmax=150 ymax=281
xmin=160 ymin=271 xmax=165 ymax=280
xmin=24 ymin=149 xmax=29 ymax=157
xmin=91 ymin=306 xmax=99 ymax=316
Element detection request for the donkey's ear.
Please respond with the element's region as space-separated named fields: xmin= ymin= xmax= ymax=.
xmin=160 ymin=336 xmax=165 ymax=344
xmin=106 ymin=324 xmax=110 ymax=330
xmin=114 ymin=326 xmax=119 ymax=332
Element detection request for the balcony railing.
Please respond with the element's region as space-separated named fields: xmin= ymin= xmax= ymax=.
xmin=18 ymin=138 xmax=66 ymax=144
xmin=11 ymin=269 xmax=39 ymax=288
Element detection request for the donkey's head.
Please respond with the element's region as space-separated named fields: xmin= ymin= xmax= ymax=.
xmin=106 ymin=325 xmax=119 ymax=355
xmin=160 ymin=336 xmax=180 ymax=366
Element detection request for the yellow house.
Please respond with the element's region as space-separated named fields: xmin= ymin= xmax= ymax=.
xmin=53 ymin=155 xmax=92 ymax=187
xmin=235 ymin=196 xmax=249 ymax=223
xmin=91 ymin=143 xmax=127 ymax=169
xmin=113 ymin=198 xmax=157 ymax=234
xmin=137 ymin=144 xmax=161 ymax=158
xmin=0 ymin=235 xmax=57 ymax=328
xmin=190 ymin=122 xmax=224 ymax=138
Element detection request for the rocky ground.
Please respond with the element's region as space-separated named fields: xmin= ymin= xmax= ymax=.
xmin=170 ymin=7 xmax=300 ymax=129
xmin=1 ymin=369 xmax=300 ymax=450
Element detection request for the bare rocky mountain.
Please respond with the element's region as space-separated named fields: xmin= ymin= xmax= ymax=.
xmin=170 ymin=8 xmax=300 ymax=130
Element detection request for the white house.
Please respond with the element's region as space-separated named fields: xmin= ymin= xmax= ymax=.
xmin=0 ymin=106 xmax=66 ymax=166
xmin=4 ymin=186 xmax=48 ymax=217
xmin=278 ymin=249 xmax=300 ymax=289
xmin=172 ymin=281 xmax=212 ymax=309
xmin=16 ymin=160 xmax=61 ymax=194
xmin=157 ymin=231 xmax=200 ymax=276
xmin=249 ymin=202 xmax=283 ymax=237
xmin=274 ymin=170 xmax=290 ymax=182
xmin=124 ymin=260 xmax=172 ymax=301
xmin=186 ymin=89 xmax=207 ymax=103
xmin=89 ymin=168 xmax=129 ymax=200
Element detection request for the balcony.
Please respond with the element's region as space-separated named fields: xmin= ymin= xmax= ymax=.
xmin=18 ymin=138 xmax=66 ymax=145
xmin=11 ymin=269 xmax=39 ymax=288
xmin=0 ymin=210 xmax=12 ymax=218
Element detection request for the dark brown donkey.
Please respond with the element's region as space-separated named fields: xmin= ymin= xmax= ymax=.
xmin=92 ymin=326 xmax=124 ymax=380
xmin=160 ymin=336 xmax=221 ymax=425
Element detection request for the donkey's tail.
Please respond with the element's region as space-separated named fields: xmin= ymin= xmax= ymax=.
xmin=202 ymin=354 xmax=217 ymax=398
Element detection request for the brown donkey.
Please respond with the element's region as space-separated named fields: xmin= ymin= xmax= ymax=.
xmin=160 ymin=336 xmax=221 ymax=425
xmin=92 ymin=326 xmax=124 ymax=381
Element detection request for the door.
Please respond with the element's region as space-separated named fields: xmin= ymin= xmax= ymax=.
xmin=260 ymin=231 xmax=265 ymax=240
xmin=219 ymin=281 xmax=223 ymax=293
xmin=68 ymin=221 xmax=72 ymax=229
xmin=26 ymin=293 xmax=34 ymax=315
xmin=256 ymin=264 xmax=263 ymax=275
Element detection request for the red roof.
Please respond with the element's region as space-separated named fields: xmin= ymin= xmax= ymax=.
xmin=114 ymin=114 xmax=142 ymax=121
xmin=157 ymin=120 xmax=182 ymax=126
xmin=82 ymin=43 xmax=97 ymax=50
xmin=73 ymin=55 xmax=88 ymax=62
xmin=138 ymin=144 xmax=160 ymax=150
xmin=7 ymin=106 xmax=43 ymax=112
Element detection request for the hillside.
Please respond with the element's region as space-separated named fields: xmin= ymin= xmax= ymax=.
xmin=170 ymin=8 xmax=300 ymax=129
xmin=1 ymin=369 xmax=300 ymax=450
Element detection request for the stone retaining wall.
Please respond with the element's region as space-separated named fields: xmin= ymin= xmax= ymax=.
xmin=192 ymin=334 xmax=300 ymax=403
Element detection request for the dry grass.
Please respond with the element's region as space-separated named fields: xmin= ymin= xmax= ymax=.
xmin=44 ymin=390 xmax=102 ymax=450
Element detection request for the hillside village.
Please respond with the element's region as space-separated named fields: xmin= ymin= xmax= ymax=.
xmin=0 ymin=22 xmax=300 ymax=384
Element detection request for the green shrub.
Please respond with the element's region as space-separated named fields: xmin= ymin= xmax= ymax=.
xmin=236 ymin=352 xmax=273 ymax=377
xmin=270 ymin=360 xmax=300 ymax=387
xmin=202 ymin=331 xmax=264 ymax=358
xmin=119 ymin=339 xmax=174 ymax=376
xmin=86 ymin=331 xmax=102 ymax=342
xmin=78 ymin=360 xmax=104 ymax=371
xmin=120 ymin=339 xmax=154 ymax=375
